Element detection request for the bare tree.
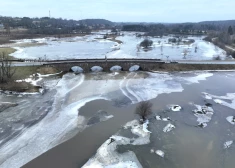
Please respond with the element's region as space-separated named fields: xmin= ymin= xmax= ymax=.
xmin=183 ymin=49 xmax=188 ymax=59
xmin=0 ymin=52 xmax=16 ymax=83
xmin=135 ymin=101 xmax=153 ymax=122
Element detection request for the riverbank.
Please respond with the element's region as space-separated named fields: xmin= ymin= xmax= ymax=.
xmin=0 ymin=66 xmax=61 ymax=93
xmin=152 ymin=63 xmax=235 ymax=72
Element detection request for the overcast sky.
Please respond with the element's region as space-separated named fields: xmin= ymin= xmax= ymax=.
xmin=0 ymin=0 xmax=234 ymax=22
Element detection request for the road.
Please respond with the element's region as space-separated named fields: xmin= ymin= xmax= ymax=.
xmin=10 ymin=59 xmax=235 ymax=67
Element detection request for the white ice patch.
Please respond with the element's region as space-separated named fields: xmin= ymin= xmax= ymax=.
xmin=192 ymin=105 xmax=214 ymax=128
xmin=156 ymin=116 xmax=170 ymax=121
xmin=155 ymin=150 xmax=165 ymax=158
xmin=16 ymin=77 xmax=42 ymax=86
xmin=214 ymin=99 xmax=223 ymax=104
xmin=82 ymin=135 xmax=142 ymax=168
xmin=122 ymin=72 xmax=184 ymax=103
xmin=163 ymin=123 xmax=175 ymax=132
xmin=124 ymin=120 xmax=151 ymax=145
xmin=182 ymin=73 xmax=213 ymax=84
xmin=202 ymin=93 xmax=235 ymax=110
xmin=226 ymin=116 xmax=235 ymax=125
xmin=224 ymin=141 xmax=233 ymax=149
xmin=142 ymin=120 xmax=151 ymax=133
xmin=168 ymin=105 xmax=182 ymax=111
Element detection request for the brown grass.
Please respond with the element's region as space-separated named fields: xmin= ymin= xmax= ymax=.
xmin=152 ymin=63 xmax=235 ymax=72
xmin=0 ymin=66 xmax=61 ymax=92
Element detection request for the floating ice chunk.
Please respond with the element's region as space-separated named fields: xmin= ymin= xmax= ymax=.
xmin=156 ymin=116 xmax=161 ymax=120
xmin=150 ymin=149 xmax=155 ymax=153
xmin=155 ymin=150 xmax=165 ymax=158
xmin=163 ymin=123 xmax=175 ymax=132
xmin=169 ymin=105 xmax=182 ymax=111
xmin=162 ymin=118 xmax=170 ymax=121
xmin=201 ymin=92 xmax=235 ymax=110
xmin=193 ymin=105 xmax=214 ymax=127
xmin=214 ymin=99 xmax=223 ymax=104
xmin=156 ymin=116 xmax=170 ymax=121
xmin=226 ymin=116 xmax=235 ymax=125
xmin=82 ymin=135 xmax=142 ymax=168
xmin=224 ymin=141 xmax=233 ymax=149
xmin=124 ymin=120 xmax=150 ymax=145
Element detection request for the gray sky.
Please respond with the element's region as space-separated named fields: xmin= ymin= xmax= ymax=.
xmin=0 ymin=0 xmax=234 ymax=22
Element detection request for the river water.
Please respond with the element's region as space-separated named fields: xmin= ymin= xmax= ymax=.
xmin=1 ymin=71 xmax=235 ymax=168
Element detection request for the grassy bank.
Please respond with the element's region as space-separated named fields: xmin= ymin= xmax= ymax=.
xmin=0 ymin=47 xmax=17 ymax=59
xmin=0 ymin=66 xmax=61 ymax=93
xmin=152 ymin=63 xmax=235 ymax=72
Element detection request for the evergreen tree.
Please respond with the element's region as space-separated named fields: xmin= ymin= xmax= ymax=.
xmin=228 ymin=26 xmax=233 ymax=35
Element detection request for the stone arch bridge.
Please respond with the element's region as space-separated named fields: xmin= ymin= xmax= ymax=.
xmin=43 ymin=59 xmax=166 ymax=72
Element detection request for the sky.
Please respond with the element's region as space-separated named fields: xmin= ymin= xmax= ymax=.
xmin=0 ymin=0 xmax=234 ymax=23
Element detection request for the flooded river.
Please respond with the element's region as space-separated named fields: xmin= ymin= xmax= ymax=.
xmin=1 ymin=71 xmax=235 ymax=168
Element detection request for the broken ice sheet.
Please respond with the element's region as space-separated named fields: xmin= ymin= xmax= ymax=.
xmin=163 ymin=123 xmax=175 ymax=132
xmin=192 ymin=104 xmax=214 ymax=128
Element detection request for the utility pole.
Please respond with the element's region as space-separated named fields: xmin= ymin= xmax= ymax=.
xmin=49 ymin=10 xmax=51 ymax=18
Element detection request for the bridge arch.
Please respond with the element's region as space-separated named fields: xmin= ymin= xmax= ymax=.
xmin=90 ymin=66 xmax=103 ymax=72
xmin=70 ymin=66 xmax=84 ymax=73
xmin=110 ymin=65 xmax=123 ymax=71
xmin=129 ymin=65 xmax=142 ymax=72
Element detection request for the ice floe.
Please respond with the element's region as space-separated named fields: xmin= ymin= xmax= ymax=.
xmin=124 ymin=120 xmax=151 ymax=145
xmin=155 ymin=150 xmax=165 ymax=158
xmin=226 ymin=116 xmax=235 ymax=125
xmin=156 ymin=115 xmax=170 ymax=121
xmin=181 ymin=72 xmax=213 ymax=84
xmin=192 ymin=104 xmax=214 ymax=128
xmin=224 ymin=141 xmax=233 ymax=149
xmin=82 ymin=135 xmax=142 ymax=168
xmin=163 ymin=123 xmax=175 ymax=132
xmin=83 ymin=119 xmax=152 ymax=168
xmin=202 ymin=92 xmax=235 ymax=110
xmin=168 ymin=105 xmax=182 ymax=111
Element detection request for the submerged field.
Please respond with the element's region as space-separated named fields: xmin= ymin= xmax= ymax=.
xmin=0 ymin=71 xmax=235 ymax=168
xmin=0 ymin=31 xmax=229 ymax=61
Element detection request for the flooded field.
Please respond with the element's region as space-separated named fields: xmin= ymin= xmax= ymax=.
xmin=4 ymin=31 xmax=228 ymax=61
xmin=1 ymin=71 xmax=235 ymax=168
